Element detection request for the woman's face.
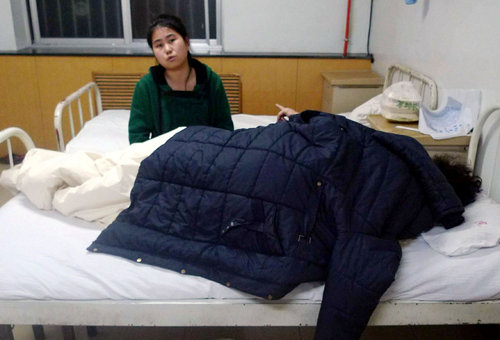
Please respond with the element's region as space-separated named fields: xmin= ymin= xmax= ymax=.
xmin=151 ymin=26 xmax=190 ymax=70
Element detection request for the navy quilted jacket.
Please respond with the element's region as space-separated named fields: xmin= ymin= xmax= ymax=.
xmin=89 ymin=111 xmax=464 ymax=339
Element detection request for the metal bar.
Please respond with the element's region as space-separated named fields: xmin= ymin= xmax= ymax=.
xmin=78 ymin=98 xmax=84 ymax=129
xmin=7 ymin=139 xmax=13 ymax=168
xmin=204 ymin=0 xmax=210 ymax=45
xmin=215 ymin=0 xmax=222 ymax=46
xmin=68 ymin=106 xmax=75 ymax=138
xmin=89 ymin=90 xmax=95 ymax=119
xmin=121 ymin=0 xmax=133 ymax=43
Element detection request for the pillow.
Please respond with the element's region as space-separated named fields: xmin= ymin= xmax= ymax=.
xmin=345 ymin=93 xmax=383 ymax=126
xmin=422 ymin=194 xmax=500 ymax=256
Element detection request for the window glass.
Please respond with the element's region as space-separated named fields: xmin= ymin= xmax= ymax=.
xmin=130 ymin=0 xmax=215 ymax=40
xmin=35 ymin=0 xmax=123 ymax=38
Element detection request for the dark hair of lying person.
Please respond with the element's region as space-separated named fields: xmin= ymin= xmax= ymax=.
xmin=433 ymin=154 xmax=482 ymax=206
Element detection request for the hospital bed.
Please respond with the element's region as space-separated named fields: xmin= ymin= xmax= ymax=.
xmin=1 ymin=66 xmax=500 ymax=339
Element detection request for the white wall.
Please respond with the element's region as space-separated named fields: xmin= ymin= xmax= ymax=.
xmin=0 ymin=0 xmax=17 ymax=50
xmin=370 ymin=0 xmax=500 ymax=200
xmin=0 ymin=0 xmax=30 ymax=50
xmin=221 ymin=0 xmax=371 ymax=53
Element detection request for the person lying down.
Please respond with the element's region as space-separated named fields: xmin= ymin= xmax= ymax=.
xmin=88 ymin=111 xmax=478 ymax=339
xmin=1 ymin=110 xmax=480 ymax=339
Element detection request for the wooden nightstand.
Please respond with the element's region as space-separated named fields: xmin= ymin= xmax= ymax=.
xmin=321 ymin=70 xmax=384 ymax=114
xmin=367 ymin=115 xmax=470 ymax=161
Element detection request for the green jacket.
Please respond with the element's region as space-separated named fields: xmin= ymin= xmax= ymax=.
xmin=129 ymin=58 xmax=234 ymax=143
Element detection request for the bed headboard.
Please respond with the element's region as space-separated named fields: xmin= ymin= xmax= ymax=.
xmin=219 ymin=74 xmax=242 ymax=114
xmin=468 ymin=105 xmax=500 ymax=202
xmin=384 ymin=64 xmax=438 ymax=110
xmin=93 ymin=73 xmax=144 ymax=111
xmin=93 ymin=72 xmax=242 ymax=114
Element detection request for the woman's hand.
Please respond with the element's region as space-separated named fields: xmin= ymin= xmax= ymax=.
xmin=276 ymin=104 xmax=298 ymax=121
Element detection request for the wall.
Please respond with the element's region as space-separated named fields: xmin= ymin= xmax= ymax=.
xmin=222 ymin=0 xmax=371 ymax=53
xmin=0 ymin=1 xmax=16 ymax=50
xmin=0 ymin=0 xmax=30 ymax=50
xmin=370 ymin=0 xmax=500 ymax=200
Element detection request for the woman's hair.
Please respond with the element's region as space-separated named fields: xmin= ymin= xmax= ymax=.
xmin=147 ymin=14 xmax=189 ymax=48
xmin=433 ymin=154 xmax=482 ymax=206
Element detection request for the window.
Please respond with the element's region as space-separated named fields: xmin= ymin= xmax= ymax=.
xmin=27 ymin=0 xmax=220 ymax=51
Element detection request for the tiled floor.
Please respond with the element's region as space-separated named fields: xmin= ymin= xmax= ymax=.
xmin=2 ymin=166 xmax=499 ymax=340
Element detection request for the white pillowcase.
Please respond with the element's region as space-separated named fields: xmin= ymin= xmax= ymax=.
xmin=422 ymin=195 xmax=500 ymax=256
xmin=345 ymin=93 xmax=383 ymax=126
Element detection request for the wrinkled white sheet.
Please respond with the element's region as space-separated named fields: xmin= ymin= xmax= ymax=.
xmin=0 ymin=127 xmax=185 ymax=226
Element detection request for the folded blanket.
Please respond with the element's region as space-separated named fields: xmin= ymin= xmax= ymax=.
xmin=0 ymin=127 xmax=184 ymax=226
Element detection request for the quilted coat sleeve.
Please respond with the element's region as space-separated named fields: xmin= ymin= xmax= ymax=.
xmin=315 ymin=232 xmax=402 ymax=340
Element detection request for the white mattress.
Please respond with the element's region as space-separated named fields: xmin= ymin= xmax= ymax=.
xmin=65 ymin=111 xmax=278 ymax=154
xmin=1 ymin=189 xmax=499 ymax=303
xmin=2 ymin=110 xmax=499 ymax=303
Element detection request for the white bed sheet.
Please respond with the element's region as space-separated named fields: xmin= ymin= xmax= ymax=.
xmin=1 ymin=193 xmax=499 ymax=303
xmin=65 ymin=111 xmax=278 ymax=154
xmin=2 ymin=110 xmax=499 ymax=304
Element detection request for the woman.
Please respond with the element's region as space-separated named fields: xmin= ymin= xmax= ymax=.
xmin=128 ymin=14 xmax=234 ymax=144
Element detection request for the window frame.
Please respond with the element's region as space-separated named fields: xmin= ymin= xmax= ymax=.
xmin=27 ymin=0 xmax=222 ymax=53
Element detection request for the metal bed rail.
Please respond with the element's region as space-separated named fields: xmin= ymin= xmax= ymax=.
xmin=0 ymin=127 xmax=35 ymax=168
xmin=467 ymin=105 xmax=500 ymax=171
xmin=54 ymin=82 xmax=102 ymax=152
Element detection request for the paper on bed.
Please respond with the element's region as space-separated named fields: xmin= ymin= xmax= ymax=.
xmin=422 ymin=195 xmax=500 ymax=256
xmin=418 ymin=89 xmax=481 ymax=140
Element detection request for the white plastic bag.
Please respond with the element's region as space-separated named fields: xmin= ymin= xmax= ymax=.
xmin=380 ymin=81 xmax=422 ymax=122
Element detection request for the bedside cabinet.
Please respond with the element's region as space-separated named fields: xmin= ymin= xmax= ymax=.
xmin=321 ymin=70 xmax=384 ymax=114
xmin=367 ymin=115 xmax=471 ymax=161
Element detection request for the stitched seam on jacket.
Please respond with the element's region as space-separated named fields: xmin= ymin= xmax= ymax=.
xmin=190 ymin=128 xmax=230 ymax=233
xmin=142 ymin=127 xmax=210 ymax=230
xmin=217 ymin=127 xmax=271 ymax=231
xmin=360 ymin=152 xmax=391 ymax=235
xmin=151 ymin=138 xmax=325 ymax=182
